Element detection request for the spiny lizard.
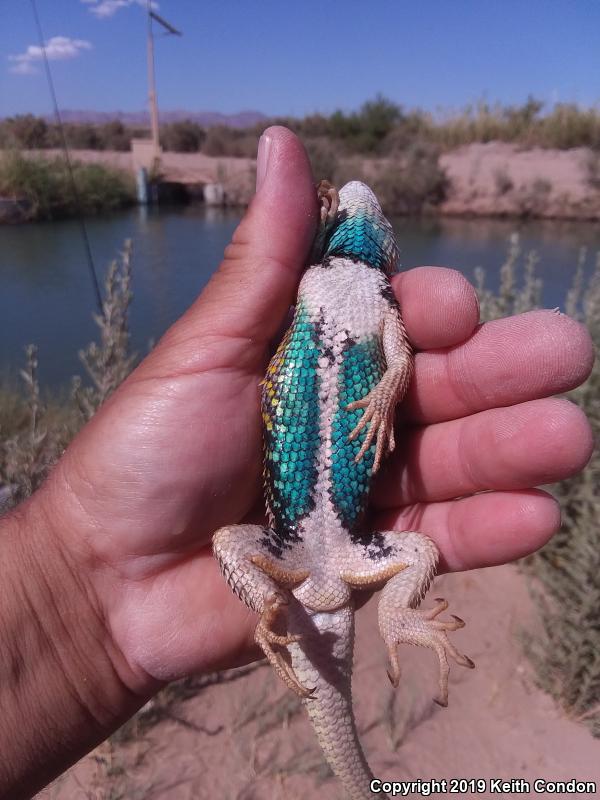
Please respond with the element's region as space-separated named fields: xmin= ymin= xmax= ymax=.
xmin=213 ymin=180 xmax=474 ymax=800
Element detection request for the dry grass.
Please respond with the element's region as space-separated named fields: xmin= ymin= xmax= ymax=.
xmin=477 ymin=238 xmax=600 ymax=736
xmin=73 ymin=240 xmax=136 ymax=420
xmin=524 ymin=252 xmax=600 ymax=736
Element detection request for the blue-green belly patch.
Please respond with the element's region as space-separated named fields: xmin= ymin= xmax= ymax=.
xmin=331 ymin=337 xmax=386 ymax=530
xmin=262 ymin=304 xmax=321 ymax=542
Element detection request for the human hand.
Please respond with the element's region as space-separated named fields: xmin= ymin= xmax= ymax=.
xmin=35 ymin=126 xmax=594 ymax=696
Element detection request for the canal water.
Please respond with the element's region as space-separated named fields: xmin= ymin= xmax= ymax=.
xmin=1 ymin=205 xmax=598 ymax=388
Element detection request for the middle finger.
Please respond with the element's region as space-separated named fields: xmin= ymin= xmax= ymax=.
xmin=374 ymin=397 xmax=593 ymax=508
xmin=405 ymin=309 xmax=593 ymax=424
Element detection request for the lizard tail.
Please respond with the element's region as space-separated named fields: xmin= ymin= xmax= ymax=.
xmin=288 ymin=603 xmax=382 ymax=800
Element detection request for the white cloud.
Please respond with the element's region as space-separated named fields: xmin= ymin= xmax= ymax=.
xmin=8 ymin=36 xmax=92 ymax=75
xmin=82 ymin=0 xmax=158 ymax=18
xmin=10 ymin=60 xmax=38 ymax=75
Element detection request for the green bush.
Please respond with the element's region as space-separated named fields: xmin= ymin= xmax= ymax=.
xmin=0 ymin=151 xmax=135 ymax=220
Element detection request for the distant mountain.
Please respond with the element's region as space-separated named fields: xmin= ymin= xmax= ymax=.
xmin=47 ymin=109 xmax=267 ymax=128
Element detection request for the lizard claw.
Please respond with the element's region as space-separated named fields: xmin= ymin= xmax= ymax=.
xmin=383 ymin=600 xmax=474 ymax=705
xmin=254 ymin=595 xmax=314 ymax=699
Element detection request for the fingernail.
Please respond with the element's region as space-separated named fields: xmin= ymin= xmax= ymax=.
xmin=256 ymin=131 xmax=273 ymax=192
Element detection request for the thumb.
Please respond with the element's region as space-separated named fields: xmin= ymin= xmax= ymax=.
xmin=142 ymin=126 xmax=317 ymax=379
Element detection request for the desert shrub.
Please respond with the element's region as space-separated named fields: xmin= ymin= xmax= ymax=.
xmin=61 ymin=123 xmax=104 ymax=150
xmin=305 ymin=138 xmax=340 ymax=182
xmin=538 ymin=104 xmax=600 ymax=150
xmin=98 ymin=120 xmax=132 ymax=151
xmin=73 ymin=240 xmax=136 ymax=419
xmin=381 ymin=110 xmax=434 ymax=154
xmin=494 ymin=167 xmax=514 ymax=195
xmin=525 ymin=252 xmax=600 ymax=736
xmin=517 ymin=177 xmax=553 ymax=218
xmin=202 ymin=126 xmax=259 ymax=158
xmin=370 ymin=142 xmax=448 ymax=215
xmin=0 ymin=347 xmax=79 ymax=509
xmin=477 ymin=237 xmax=600 ymax=736
xmin=586 ymin=152 xmax=600 ymax=191
xmin=72 ymin=161 xmax=135 ymax=213
xmin=503 ymin=96 xmax=545 ymax=142
xmin=3 ymin=101 xmax=600 ymax=160
xmin=320 ymin=96 xmax=403 ymax=155
xmin=0 ymin=151 xmax=135 ymax=220
xmin=353 ymin=95 xmax=402 ymax=152
xmin=293 ymin=112 xmax=331 ymax=138
xmin=0 ymin=114 xmax=49 ymax=149
xmin=161 ymin=120 xmax=206 ymax=153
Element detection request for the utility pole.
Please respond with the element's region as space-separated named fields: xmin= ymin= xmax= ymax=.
xmin=145 ymin=2 xmax=181 ymax=162
xmin=146 ymin=0 xmax=160 ymax=159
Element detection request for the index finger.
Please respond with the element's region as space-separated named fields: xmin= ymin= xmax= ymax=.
xmin=393 ymin=267 xmax=594 ymax=425
xmin=393 ymin=266 xmax=480 ymax=350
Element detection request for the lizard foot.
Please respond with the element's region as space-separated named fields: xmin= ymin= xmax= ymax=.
xmin=347 ymin=371 xmax=399 ymax=472
xmin=255 ymin=594 xmax=315 ymax=699
xmin=309 ymin=180 xmax=340 ymax=264
xmin=384 ymin=598 xmax=475 ymax=706
xmin=316 ymin=179 xmax=339 ymax=225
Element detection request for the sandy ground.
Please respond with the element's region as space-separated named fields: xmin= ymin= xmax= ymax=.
xmin=39 ymin=563 xmax=600 ymax=800
xmin=21 ymin=142 xmax=600 ymax=220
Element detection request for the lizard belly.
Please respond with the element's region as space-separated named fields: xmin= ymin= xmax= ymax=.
xmin=300 ymin=259 xmax=389 ymax=534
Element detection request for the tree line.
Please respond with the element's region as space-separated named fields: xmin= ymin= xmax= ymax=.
xmin=2 ymin=96 xmax=600 ymax=156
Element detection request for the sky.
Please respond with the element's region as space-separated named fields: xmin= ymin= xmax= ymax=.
xmin=1 ymin=0 xmax=599 ymax=118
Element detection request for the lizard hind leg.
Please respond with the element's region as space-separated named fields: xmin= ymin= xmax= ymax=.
xmin=375 ymin=530 xmax=475 ymax=707
xmin=212 ymin=524 xmax=313 ymax=697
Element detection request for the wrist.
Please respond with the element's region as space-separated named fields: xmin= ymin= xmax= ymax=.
xmin=0 ymin=488 xmax=146 ymax=798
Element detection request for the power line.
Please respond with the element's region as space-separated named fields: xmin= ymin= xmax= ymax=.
xmin=30 ymin=0 xmax=103 ymax=313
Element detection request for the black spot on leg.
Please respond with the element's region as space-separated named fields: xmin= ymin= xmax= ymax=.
xmin=350 ymin=530 xmax=394 ymax=561
xmin=379 ymin=280 xmax=395 ymax=304
xmin=259 ymin=527 xmax=302 ymax=559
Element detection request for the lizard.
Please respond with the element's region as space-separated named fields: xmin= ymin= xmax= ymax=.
xmin=213 ymin=180 xmax=474 ymax=800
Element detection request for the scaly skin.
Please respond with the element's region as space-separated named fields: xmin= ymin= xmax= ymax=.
xmin=213 ymin=181 xmax=474 ymax=799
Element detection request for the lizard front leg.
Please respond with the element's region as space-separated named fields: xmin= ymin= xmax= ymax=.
xmin=212 ymin=524 xmax=313 ymax=697
xmin=348 ymin=303 xmax=413 ymax=471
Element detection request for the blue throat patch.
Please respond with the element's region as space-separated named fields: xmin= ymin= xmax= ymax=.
xmin=324 ymin=211 xmax=392 ymax=271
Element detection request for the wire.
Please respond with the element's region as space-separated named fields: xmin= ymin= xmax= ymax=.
xmin=30 ymin=0 xmax=103 ymax=313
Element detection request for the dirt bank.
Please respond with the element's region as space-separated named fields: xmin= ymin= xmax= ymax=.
xmin=440 ymin=142 xmax=600 ymax=219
